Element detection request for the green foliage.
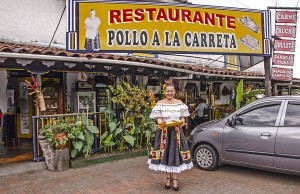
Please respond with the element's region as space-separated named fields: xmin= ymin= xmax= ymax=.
xmin=39 ymin=117 xmax=78 ymax=149
xmin=39 ymin=114 xmax=100 ymax=157
xmin=101 ymin=82 xmax=157 ymax=153
xmin=235 ymin=80 xmax=244 ymax=110
xmin=71 ymin=113 xmax=99 ymax=158
xmin=242 ymin=89 xmax=265 ymax=106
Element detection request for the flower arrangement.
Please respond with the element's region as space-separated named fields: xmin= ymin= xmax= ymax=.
xmin=162 ymin=79 xmax=172 ymax=90
xmin=24 ymin=75 xmax=46 ymax=111
xmin=39 ymin=114 xmax=99 ymax=158
xmin=39 ymin=117 xmax=75 ymax=149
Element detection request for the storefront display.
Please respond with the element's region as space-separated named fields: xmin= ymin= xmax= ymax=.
xmin=74 ymin=91 xmax=96 ymax=113
xmin=41 ymin=78 xmax=63 ymax=115
xmin=96 ymin=84 xmax=108 ymax=113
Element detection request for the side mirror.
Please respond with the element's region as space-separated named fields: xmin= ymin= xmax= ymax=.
xmin=226 ymin=117 xmax=234 ymax=127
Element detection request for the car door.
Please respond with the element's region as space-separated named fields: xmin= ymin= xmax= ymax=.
xmin=223 ymin=101 xmax=283 ymax=167
xmin=274 ymin=100 xmax=300 ymax=172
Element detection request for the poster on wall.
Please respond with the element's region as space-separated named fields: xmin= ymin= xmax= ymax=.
xmin=19 ymin=82 xmax=30 ymax=135
xmin=6 ymin=89 xmax=15 ymax=113
xmin=66 ymin=0 xmax=271 ymax=56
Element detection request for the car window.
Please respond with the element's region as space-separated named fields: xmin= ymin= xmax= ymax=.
xmin=284 ymin=102 xmax=300 ymax=127
xmin=235 ymin=102 xmax=281 ymax=126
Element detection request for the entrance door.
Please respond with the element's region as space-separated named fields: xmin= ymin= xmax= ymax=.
xmin=16 ymin=77 xmax=34 ymax=139
xmin=223 ymin=101 xmax=282 ymax=167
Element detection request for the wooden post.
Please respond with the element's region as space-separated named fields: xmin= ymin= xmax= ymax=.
xmin=264 ymin=56 xmax=272 ymax=97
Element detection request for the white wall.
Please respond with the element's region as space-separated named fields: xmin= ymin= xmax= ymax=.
xmin=0 ymin=71 xmax=8 ymax=112
xmin=0 ymin=0 xmax=66 ymax=45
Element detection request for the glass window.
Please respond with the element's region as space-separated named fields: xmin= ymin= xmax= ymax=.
xmin=284 ymin=102 xmax=300 ymax=127
xmin=235 ymin=102 xmax=281 ymax=126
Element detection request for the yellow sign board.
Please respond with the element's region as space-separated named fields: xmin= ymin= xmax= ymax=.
xmin=225 ymin=55 xmax=240 ymax=71
xmin=67 ymin=0 xmax=271 ymax=56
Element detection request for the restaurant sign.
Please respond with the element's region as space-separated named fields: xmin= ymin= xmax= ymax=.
xmin=273 ymin=39 xmax=296 ymax=52
xmin=66 ymin=0 xmax=271 ymax=56
xmin=275 ymin=11 xmax=297 ymax=24
xmin=272 ymin=68 xmax=293 ymax=81
xmin=275 ymin=25 xmax=296 ymax=38
xmin=272 ymin=53 xmax=294 ymax=66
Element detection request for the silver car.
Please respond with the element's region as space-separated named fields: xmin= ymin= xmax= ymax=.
xmin=188 ymin=96 xmax=300 ymax=175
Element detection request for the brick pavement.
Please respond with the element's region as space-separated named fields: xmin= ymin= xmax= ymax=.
xmin=1 ymin=156 xmax=300 ymax=194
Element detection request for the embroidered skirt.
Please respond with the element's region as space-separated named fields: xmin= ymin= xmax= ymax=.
xmin=148 ymin=126 xmax=193 ymax=173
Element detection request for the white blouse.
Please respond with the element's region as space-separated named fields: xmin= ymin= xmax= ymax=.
xmin=150 ymin=103 xmax=190 ymax=122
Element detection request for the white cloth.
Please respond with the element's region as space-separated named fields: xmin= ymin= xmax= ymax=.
xmin=195 ymin=103 xmax=208 ymax=117
xmin=85 ymin=17 xmax=101 ymax=39
xmin=149 ymin=102 xmax=190 ymax=122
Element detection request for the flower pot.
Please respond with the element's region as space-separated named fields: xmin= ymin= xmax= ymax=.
xmin=54 ymin=133 xmax=66 ymax=149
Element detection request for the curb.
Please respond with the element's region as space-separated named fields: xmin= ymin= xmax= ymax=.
xmin=0 ymin=149 xmax=148 ymax=176
xmin=71 ymin=149 xmax=148 ymax=168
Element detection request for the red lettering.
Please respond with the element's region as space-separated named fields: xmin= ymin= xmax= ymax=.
xmin=181 ymin=10 xmax=192 ymax=22
xmin=134 ymin=9 xmax=144 ymax=22
xmin=215 ymin=14 xmax=225 ymax=27
xmin=156 ymin=8 xmax=168 ymax=21
xmin=123 ymin=9 xmax=133 ymax=23
xmin=192 ymin=11 xmax=203 ymax=24
xmin=227 ymin=16 xmax=236 ymax=29
xmin=109 ymin=10 xmax=121 ymax=24
xmin=168 ymin=9 xmax=179 ymax=22
xmin=204 ymin=12 xmax=215 ymax=26
xmin=145 ymin=8 xmax=156 ymax=21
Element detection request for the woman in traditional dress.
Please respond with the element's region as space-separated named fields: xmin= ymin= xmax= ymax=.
xmin=148 ymin=81 xmax=193 ymax=191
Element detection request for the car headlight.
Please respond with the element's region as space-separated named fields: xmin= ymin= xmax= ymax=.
xmin=190 ymin=127 xmax=206 ymax=136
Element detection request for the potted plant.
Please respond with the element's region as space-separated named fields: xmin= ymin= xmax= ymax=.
xmin=39 ymin=117 xmax=74 ymax=149
xmin=38 ymin=117 xmax=76 ymax=171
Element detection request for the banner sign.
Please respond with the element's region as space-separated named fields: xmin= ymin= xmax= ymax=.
xmin=275 ymin=11 xmax=297 ymax=24
xmin=272 ymin=53 xmax=294 ymax=66
xmin=275 ymin=25 xmax=296 ymax=38
xmin=66 ymin=0 xmax=271 ymax=56
xmin=272 ymin=67 xmax=293 ymax=81
xmin=274 ymin=39 xmax=296 ymax=52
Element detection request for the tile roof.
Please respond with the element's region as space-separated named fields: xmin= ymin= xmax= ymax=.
xmin=0 ymin=42 xmax=264 ymax=78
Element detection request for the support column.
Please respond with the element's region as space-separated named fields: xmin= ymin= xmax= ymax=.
xmin=264 ymin=56 xmax=272 ymax=97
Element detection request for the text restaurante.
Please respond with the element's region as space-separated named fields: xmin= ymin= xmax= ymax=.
xmin=109 ymin=8 xmax=236 ymax=29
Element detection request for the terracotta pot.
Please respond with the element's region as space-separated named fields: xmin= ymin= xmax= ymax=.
xmin=54 ymin=133 xmax=66 ymax=149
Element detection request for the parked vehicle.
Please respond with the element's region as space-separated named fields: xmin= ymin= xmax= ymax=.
xmin=188 ymin=96 xmax=300 ymax=175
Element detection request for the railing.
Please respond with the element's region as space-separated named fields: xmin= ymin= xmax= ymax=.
xmin=32 ymin=112 xmax=107 ymax=161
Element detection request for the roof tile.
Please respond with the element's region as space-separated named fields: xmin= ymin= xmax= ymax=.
xmin=0 ymin=42 xmax=264 ymax=77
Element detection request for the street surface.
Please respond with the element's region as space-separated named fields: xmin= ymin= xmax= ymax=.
xmin=1 ymin=156 xmax=300 ymax=194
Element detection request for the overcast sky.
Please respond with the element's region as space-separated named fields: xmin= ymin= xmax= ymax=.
xmin=188 ymin=0 xmax=300 ymax=78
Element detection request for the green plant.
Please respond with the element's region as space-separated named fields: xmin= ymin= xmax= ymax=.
xmin=71 ymin=113 xmax=100 ymax=158
xmin=102 ymin=82 xmax=157 ymax=153
xmin=235 ymin=79 xmax=244 ymax=110
xmin=39 ymin=117 xmax=75 ymax=149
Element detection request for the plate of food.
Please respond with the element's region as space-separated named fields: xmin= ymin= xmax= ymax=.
xmin=239 ymin=34 xmax=260 ymax=50
xmin=239 ymin=15 xmax=260 ymax=33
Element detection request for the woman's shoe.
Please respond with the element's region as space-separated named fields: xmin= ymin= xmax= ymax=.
xmin=165 ymin=177 xmax=171 ymax=189
xmin=172 ymin=179 xmax=179 ymax=191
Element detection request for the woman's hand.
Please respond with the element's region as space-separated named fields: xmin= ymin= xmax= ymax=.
xmin=180 ymin=123 xmax=188 ymax=128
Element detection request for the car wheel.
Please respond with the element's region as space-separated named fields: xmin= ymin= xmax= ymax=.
xmin=194 ymin=144 xmax=218 ymax=171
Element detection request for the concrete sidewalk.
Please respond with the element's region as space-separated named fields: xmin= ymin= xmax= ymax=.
xmin=1 ymin=156 xmax=300 ymax=193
